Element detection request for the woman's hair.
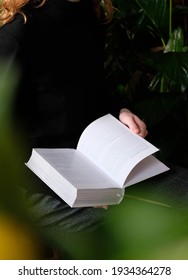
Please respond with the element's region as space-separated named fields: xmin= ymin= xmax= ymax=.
xmin=0 ymin=0 xmax=113 ymax=26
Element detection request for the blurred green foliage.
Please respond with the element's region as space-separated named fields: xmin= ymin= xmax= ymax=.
xmin=0 ymin=64 xmax=50 ymax=259
xmin=48 ymin=195 xmax=188 ymax=260
xmin=0 ymin=63 xmax=25 ymax=214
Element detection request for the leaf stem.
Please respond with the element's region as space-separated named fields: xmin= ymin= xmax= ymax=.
xmin=169 ymin=0 xmax=172 ymax=38
xmin=126 ymin=195 xmax=171 ymax=208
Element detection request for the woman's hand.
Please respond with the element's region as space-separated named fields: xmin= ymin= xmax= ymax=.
xmin=94 ymin=205 xmax=108 ymax=209
xmin=119 ymin=108 xmax=148 ymax=138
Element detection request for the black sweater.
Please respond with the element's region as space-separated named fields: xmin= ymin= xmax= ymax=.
xmin=0 ymin=0 xmax=121 ymax=150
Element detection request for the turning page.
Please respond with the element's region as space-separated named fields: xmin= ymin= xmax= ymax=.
xmin=77 ymin=114 xmax=160 ymax=187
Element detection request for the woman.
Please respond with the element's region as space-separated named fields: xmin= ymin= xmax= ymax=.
xmin=0 ymin=0 xmax=148 ymax=253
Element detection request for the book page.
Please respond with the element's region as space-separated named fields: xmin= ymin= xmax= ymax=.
xmin=77 ymin=114 xmax=159 ymax=187
xmin=31 ymin=148 xmax=121 ymax=190
xmin=124 ymin=155 xmax=169 ymax=187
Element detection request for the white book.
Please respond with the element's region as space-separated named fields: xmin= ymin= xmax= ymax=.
xmin=26 ymin=114 xmax=169 ymax=207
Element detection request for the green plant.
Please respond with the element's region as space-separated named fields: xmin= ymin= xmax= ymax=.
xmin=105 ymin=0 xmax=188 ymax=164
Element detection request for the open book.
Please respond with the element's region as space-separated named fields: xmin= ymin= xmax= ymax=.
xmin=26 ymin=114 xmax=169 ymax=207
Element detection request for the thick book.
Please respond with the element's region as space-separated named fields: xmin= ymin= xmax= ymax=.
xmin=26 ymin=114 xmax=169 ymax=207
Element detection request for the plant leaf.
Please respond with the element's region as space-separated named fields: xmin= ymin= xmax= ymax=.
xmin=135 ymin=0 xmax=169 ymax=43
xmin=146 ymin=52 xmax=188 ymax=92
xmin=164 ymin=27 xmax=184 ymax=52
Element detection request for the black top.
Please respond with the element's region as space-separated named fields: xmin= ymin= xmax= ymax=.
xmin=0 ymin=0 xmax=121 ymax=151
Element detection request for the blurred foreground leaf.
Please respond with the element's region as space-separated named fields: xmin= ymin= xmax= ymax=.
xmin=0 ymin=63 xmax=25 ymax=214
xmin=0 ymin=63 xmax=47 ymax=259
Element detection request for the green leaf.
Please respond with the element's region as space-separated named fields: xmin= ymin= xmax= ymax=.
xmin=146 ymin=52 xmax=188 ymax=92
xmin=164 ymin=27 xmax=184 ymax=52
xmin=135 ymin=0 xmax=169 ymax=44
